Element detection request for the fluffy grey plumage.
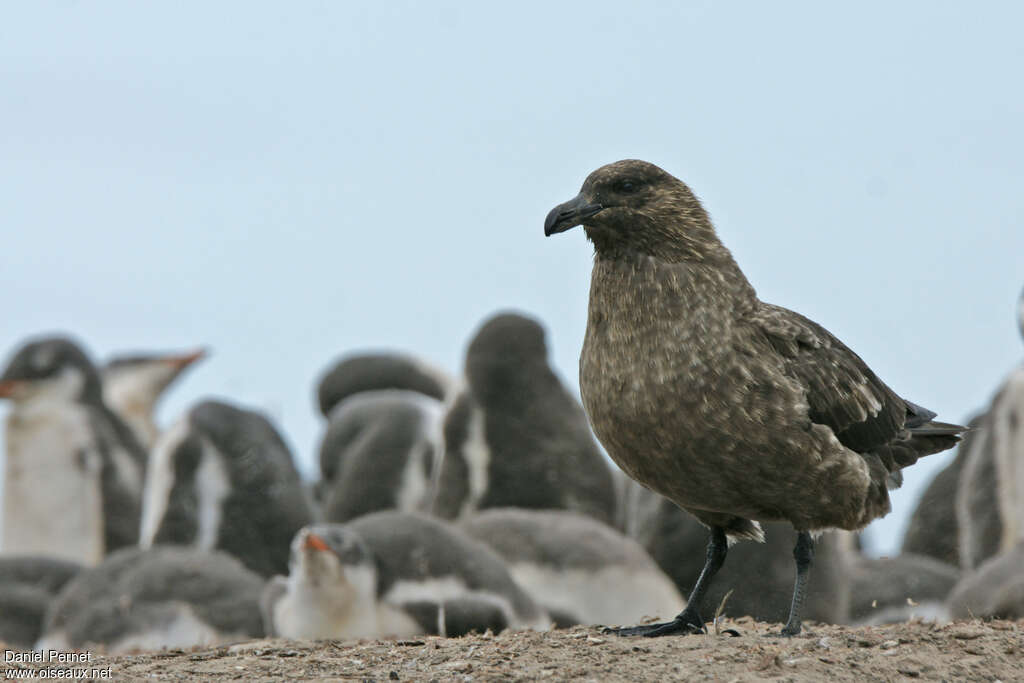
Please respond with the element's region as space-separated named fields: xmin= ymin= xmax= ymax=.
xmin=901 ymin=414 xmax=983 ymax=567
xmin=316 ymin=352 xmax=452 ymax=417
xmin=0 ymin=557 xmax=82 ymax=648
xmin=318 ymin=390 xmax=442 ymax=522
xmin=345 ymin=512 xmax=545 ymax=631
xmin=141 ymin=399 xmax=314 ymax=577
xmin=546 ymin=159 xmax=965 ymax=636
xmin=957 ymin=362 xmax=1024 ymax=570
xmin=459 ymin=508 xmax=684 ymax=627
xmin=947 ymin=541 xmax=1024 ymax=620
xmin=432 ymin=312 xmax=617 ymax=525
xmin=37 ymin=546 xmax=265 ymax=652
xmin=946 ymin=291 xmax=1024 ymax=570
xmin=847 ymin=553 xmax=959 ymax=624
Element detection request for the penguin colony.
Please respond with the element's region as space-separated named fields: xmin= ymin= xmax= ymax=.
xmin=0 ymin=160 xmax=1020 ymax=653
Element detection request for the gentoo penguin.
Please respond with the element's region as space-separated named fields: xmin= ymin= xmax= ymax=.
xmin=316 ymin=351 xmax=452 ymax=417
xmin=432 ymin=313 xmax=617 ymax=526
xmin=0 ymin=335 xmax=146 ymax=564
xmin=459 ymin=508 xmax=685 ymax=628
xmin=847 ymin=553 xmax=959 ymax=625
xmin=901 ymin=414 xmax=984 ymax=567
xmin=956 ymin=294 xmax=1024 ymax=570
xmin=262 ymin=512 xmax=548 ymax=640
xmin=947 ymin=541 xmax=1024 ymax=619
xmin=36 ymin=546 xmax=265 ymax=653
xmin=101 ymin=348 xmax=206 ymax=449
xmin=629 ymin=488 xmax=851 ymax=625
xmin=140 ymin=399 xmax=314 ymax=577
xmin=318 ymin=390 xmax=443 ymax=522
xmin=0 ymin=556 xmax=82 ymax=648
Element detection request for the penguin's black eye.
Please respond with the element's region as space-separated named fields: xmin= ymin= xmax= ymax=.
xmin=615 ymin=179 xmax=639 ymax=194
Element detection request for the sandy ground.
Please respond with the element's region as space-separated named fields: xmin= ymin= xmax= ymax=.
xmin=3 ymin=619 xmax=1022 ymax=681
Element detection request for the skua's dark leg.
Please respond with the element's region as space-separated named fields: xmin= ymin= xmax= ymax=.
xmin=780 ymin=531 xmax=814 ymax=636
xmin=607 ymin=526 xmax=728 ymax=637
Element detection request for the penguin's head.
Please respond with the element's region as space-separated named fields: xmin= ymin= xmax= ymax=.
xmin=316 ymin=352 xmax=451 ymax=417
xmin=102 ymin=348 xmax=206 ymax=415
xmin=289 ymin=524 xmax=377 ymax=603
xmin=465 ymin=312 xmax=550 ymax=400
xmin=0 ymin=336 xmax=102 ymax=405
xmin=188 ymin=399 xmax=294 ymax=481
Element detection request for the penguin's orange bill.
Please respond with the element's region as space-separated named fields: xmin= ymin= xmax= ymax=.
xmin=166 ymin=349 xmax=208 ymax=368
xmin=303 ymin=533 xmax=330 ymax=552
xmin=0 ymin=380 xmax=24 ymax=398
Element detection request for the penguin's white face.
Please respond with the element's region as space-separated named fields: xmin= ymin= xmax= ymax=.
xmin=0 ymin=337 xmax=100 ymax=407
xmin=101 ymin=350 xmax=206 ymax=415
xmin=291 ymin=530 xmax=345 ymax=585
xmin=102 ymin=362 xmax=182 ymax=414
xmin=0 ymin=365 xmax=86 ymax=407
xmin=289 ymin=526 xmax=377 ymax=601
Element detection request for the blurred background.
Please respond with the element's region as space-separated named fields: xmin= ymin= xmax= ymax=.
xmin=2 ymin=1 xmax=1021 ymax=556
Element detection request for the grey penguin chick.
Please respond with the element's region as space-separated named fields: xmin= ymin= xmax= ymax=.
xmin=0 ymin=335 xmax=146 ymax=564
xmin=316 ymin=351 xmax=452 ymax=417
xmin=545 ymin=159 xmax=965 ymax=637
xmin=956 ymin=353 xmax=1024 ymax=570
xmin=947 ymin=299 xmax=1024 ymax=616
xmin=319 ymin=390 xmax=443 ymax=522
xmin=0 ymin=556 xmax=82 ymax=648
xmin=947 ymin=541 xmax=1024 ymax=620
xmin=36 ymin=546 xmax=264 ymax=653
xmin=140 ymin=399 xmax=314 ymax=577
xmin=101 ymin=348 xmax=206 ymax=449
xmin=459 ymin=508 xmax=684 ymax=627
xmin=901 ymin=414 xmax=983 ymax=567
xmin=262 ymin=512 xmax=549 ymax=640
xmin=847 ymin=553 xmax=959 ymax=625
xmin=917 ymin=287 xmax=1024 ymax=569
xmin=432 ymin=312 xmax=617 ymax=526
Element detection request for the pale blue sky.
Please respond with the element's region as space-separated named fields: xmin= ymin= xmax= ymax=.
xmin=2 ymin=2 xmax=1022 ymax=555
